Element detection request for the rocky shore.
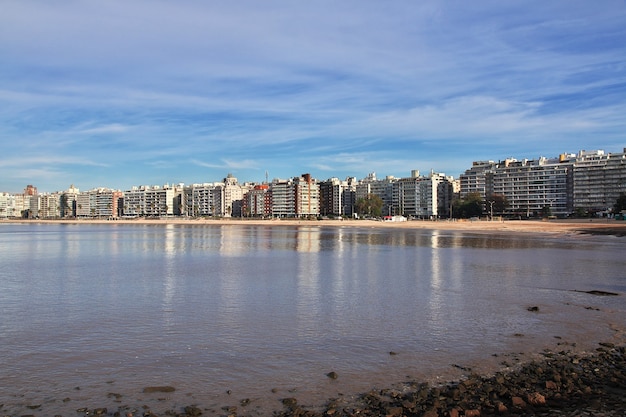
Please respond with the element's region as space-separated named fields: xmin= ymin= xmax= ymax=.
xmin=274 ymin=343 xmax=626 ymax=417
xmin=5 ymin=344 xmax=624 ymax=417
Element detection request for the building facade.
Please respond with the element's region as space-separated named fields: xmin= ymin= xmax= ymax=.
xmin=572 ymin=149 xmax=626 ymax=215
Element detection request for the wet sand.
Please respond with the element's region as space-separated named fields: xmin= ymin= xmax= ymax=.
xmin=4 ymin=217 xmax=626 ymax=237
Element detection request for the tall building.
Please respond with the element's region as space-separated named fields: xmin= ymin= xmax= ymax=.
xmin=61 ymin=184 xmax=80 ymax=218
xmin=38 ymin=193 xmax=61 ymax=219
xmin=356 ymin=173 xmax=396 ymax=216
xmin=294 ymin=173 xmax=319 ymax=217
xmin=182 ymin=183 xmax=219 ymax=217
xmin=76 ymin=188 xmax=123 ymax=218
xmin=459 ymin=161 xmax=495 ymax=199
xmin=572 ymin=149 xmax=626 ymax=215
xmin=270 ymin=174 xmax=320 ymax=217
xmin=395 ymin=171 xmax=453 ymax=218
xmin=489 ymin=157 xmax=572 ymax=217
xmin=319 ymin=177 xmax=357 ymax=217
xmin=243 ymin=184 xmax=271 ymax=217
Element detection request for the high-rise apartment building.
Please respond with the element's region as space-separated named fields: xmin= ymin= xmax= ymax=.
xmin=182 ymin=183 xmax=219 ymax=217
xmin=573 ymin=149 xmax=626 ymax=214
xmin=242 ymin=184 xmax=271 ymax=217
xmin=394 ymin=171 xmax=453 ymax=218
xmin=319 ymin=177 xmax=357 ymax=217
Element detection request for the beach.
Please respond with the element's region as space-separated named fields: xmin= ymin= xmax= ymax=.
xmin=4 ymin=217 xmax=626 ymax=236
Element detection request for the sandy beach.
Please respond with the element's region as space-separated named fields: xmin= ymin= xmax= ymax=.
xmin=5 ymin=217 xmax=626 ymax=236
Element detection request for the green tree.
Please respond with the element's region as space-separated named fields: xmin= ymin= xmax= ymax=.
xmin=355 ymin=194 xmax=383 ymax=217
xmin=454 ymin=192 xmax=483 ymax=218
xmin=487 ymin=193 xmax=509 ymax=217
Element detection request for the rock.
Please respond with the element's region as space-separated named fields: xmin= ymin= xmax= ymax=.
xmin=282 ymin=397 xmax=298 ymax=407
xmin=527 ymin=306 xmax=539 ymax=312
xmin=496 ymin=402 xmax=508 ymax=414
xmin=527 ymin=392 xmax=545 ymax=406
xmin=184 ymin=405 xmax=202 ymax=416
xmin=142 ymin=386 xmax=175 ymax=393
xmin=465 ymin=409 xmax=480 ymax=417
xmin=326 ymin=371 xmax=339 ymax=379
xmin=545 ymin=380 xmax=558 ymax=390
xmin=385 ymin=406 xmax=403 ymax=416
xmin=511 ymin=396 xmax=526 ymax=408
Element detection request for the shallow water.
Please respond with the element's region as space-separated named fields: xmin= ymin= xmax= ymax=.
xmin=0 ymin=223 xmax=624 ymax=415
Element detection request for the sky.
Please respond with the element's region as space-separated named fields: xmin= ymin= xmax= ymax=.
xmin=1 ymin=1 xmax=625 ymax=193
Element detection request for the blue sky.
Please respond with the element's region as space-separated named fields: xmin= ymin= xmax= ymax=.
xmin=1 ymin=1 xmax=625 ymax=193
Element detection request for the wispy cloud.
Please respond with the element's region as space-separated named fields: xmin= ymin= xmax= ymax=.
xmin=1 ymin=1 xmax=624 ymax=192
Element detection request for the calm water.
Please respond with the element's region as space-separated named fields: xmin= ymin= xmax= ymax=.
xmin=1 ymin=223 xmax=625 ymax=415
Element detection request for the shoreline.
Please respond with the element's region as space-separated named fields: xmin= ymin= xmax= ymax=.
xmin=5 ymin=343 xmax=625 ymax=417
xmin=3 ymin=217 xmax=626 ymax=236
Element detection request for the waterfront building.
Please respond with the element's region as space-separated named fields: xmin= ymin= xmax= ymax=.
xmin=122 ymin=186 xmax=146 ymax=216
xmin=182 ymin=183 xmax=220 ymax=217
xmin=488 ymin=157 xmax=572 ymax=217
xmin=319 ymin=177 xmax=357 ymax=217
xmin=61 ymin=184 xmax=80 ymax=218
xmin=76 ymin=188 xmax=123 ymax=218
xmin=270 ymin=174 xmax=320 ymax=217
xmin=242 ymin=184 xmax=271 ymax=217
xmin=38 ymin=193 xmax=61 ymax=219
xmin=144 ymin=185 xmax=180 ymax=217
xmin=0 ymin=192 xmax=10 ymax=218
xmin=394 ymin=171 xmax=453 ymax=218
xmin=356 ymin=173 xmax=396 ymax=216
xmin=270 ymin=178 xmax=295 ymax=217
xmin=294 ymin=173 xmax=319 ymax=217
xmin=572 ymin=149 xmax=626 ymax=215
xmin=459 ymin=161 xmax=496 ymax=199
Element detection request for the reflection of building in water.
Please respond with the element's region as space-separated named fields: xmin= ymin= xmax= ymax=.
xmin=218 ymin=225 xmax=247 ymax=256
xmin=295 ymin=227 xmax=321 ymax=253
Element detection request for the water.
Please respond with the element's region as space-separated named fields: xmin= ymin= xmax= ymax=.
xmin=1 ymin=223 xmax=625 ymax=415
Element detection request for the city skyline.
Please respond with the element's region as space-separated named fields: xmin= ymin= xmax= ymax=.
xmin=1 ymin=1 xmax=625 ymax=194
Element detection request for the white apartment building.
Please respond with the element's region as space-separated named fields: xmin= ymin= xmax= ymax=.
xmin=0 ymin=192 xmax=31 ymax=218
xmin=269 ymin=174 xmax=319 ymax=217
xmin=489 ymin=157 xmax=571 ymax=217
xmin=270 ymin=178 xmax=296 ymax=217
xmin=0 ymin=192 xmax=10 ymax=218
xmin=182 ymin=183 xmax=220 ymax=217
xmin=76 ymin=188 xmax=123 ymax=218
xmin=38 ymin=193 xmax=61 ymax=219
xmin=356 ymin=173 xmax=396 ymax=216
xmin=395 ymin=171 xmax=453 ymax=218
xmin=294 ymin=174 xmax=319 ymax=216
xmin=573 ymin=149 xmax=626 ymax=214
xmin=459 ymin=161 xmax=495 ymax=199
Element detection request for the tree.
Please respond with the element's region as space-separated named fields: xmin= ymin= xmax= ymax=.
xmin=487 ymin=193 xmax=509 ymax=217
xmin=355 ymin=193 xmax=383 ymax=217
xmin=614 ymin=193 xmax=626 ymax=213
xmin=453 ymin=192 xmax=483 ymax=218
